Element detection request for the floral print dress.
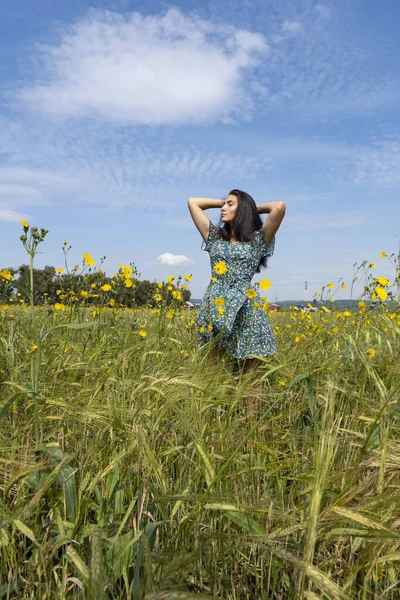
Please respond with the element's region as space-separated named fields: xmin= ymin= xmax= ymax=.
xmin=195 ymin=221 xmax=278 ymax=359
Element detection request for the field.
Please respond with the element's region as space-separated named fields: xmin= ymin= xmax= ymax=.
xmin=0 ymin=226 xmax=399 ymax=599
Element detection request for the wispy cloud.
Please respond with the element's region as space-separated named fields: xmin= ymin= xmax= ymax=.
xmin=0 ymin=208 xmax=32 ymax=223
xmin=354 ymin=139 xmax=400 ymax=187
xmin=19 ymin=7 xmax=269 ymax=125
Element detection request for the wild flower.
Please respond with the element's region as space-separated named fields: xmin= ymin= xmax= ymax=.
xmin=213 ymin=261 xmax=228 ymax=275
xmin=259 ymin=278 xmax=271 ymax=290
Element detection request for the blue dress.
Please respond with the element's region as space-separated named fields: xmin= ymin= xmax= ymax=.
xmin=195 ymin=221 xmax=278 ymax=359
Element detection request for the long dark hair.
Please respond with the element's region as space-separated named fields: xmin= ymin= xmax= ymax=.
xmin=216 ymin=189 xmax=269 ymax=272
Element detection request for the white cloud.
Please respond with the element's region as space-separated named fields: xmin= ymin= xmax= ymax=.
xmin=155 ymin=253 xmax=194 ymax=267
xmin=20 ymin=8 xmax=269 ymax=125
xmin=281 ymin=20 xmax=303 ymax=35
xmin=0 ymin=208 xmax=32 ymax=223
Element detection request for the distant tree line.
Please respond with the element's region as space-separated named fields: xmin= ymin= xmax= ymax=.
xmin=0 ymin=265 xmax=192 ymax=307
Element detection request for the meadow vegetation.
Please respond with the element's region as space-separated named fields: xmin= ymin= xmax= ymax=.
xmin=0 ymin=223 xmax=399 ymax=599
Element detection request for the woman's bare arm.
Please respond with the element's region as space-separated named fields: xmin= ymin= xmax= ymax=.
xmin=188 ymin=197 xmax=223 ymax=241
xmin=257 ymin=201 xmax=286 ymax=246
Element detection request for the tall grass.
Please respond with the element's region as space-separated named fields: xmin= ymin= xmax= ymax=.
xmin=0 ymin=228 xmax=399 ymax=598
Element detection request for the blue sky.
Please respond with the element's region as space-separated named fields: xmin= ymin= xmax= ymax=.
xmin=1 ymin=0 xmax=399 ymax=301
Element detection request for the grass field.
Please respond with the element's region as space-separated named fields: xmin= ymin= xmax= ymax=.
xmin=0 ymin=226 xmax=399 ymax=599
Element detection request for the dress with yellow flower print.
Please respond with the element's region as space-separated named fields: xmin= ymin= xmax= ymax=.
xmin=196 ymin=221 xmax=277 ymax=359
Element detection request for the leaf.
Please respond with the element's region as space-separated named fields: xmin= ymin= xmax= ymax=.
xmin=66 ymin=546 xmax=90 ymax=583
xmin=0 ymin=393 xmax=22 ymax=427
xmin=40 ymin=321 xmax=95 ymax=342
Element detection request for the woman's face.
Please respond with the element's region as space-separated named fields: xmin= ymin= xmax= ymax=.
xmin=221 ymin=194 xmax=238 ymax=224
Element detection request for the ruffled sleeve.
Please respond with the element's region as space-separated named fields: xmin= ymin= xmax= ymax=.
xmin=201 ymin=221 xmax=220 ymax=252
xmin=254 ymin=228 xmax=275 ymax=259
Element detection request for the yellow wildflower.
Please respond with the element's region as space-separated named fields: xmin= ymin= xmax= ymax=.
xmin=184 ymin=274 xmax=192 ymax=281
xmin=366 ymin=347 xmax=376 ymax=358
xmin=328 ymin=282 xmax=334 ymax=289
xmin=83 ymin=253 xmax=95 ymax=267
xmin=375 ymin=286 xmax=388 ymax=301
xmin=321 ymin=306 xmax=329 ymax=312
xmin=80 ymin=290 xmax=89 ymax=298
xmin=157 ymin=282 xmax=163 ymax=289
xmin=247 ymin=289 xmax=257 ymax=299
xmin=30 ymin=344 xmax=38 ymax=353
xmin=125 ymin=280 xmax=133 ymax=288
xmin=109 ymin=298 xmax=115 ymax=307
xmin=207 ymin=324 xmax=213 ymax=332
xmin=152 ymin=309 xmax=160 ymax=316
xmin=167 ymin=275 xmax=175 ymax=283
xmin=101 ymin=284 xmax=112 ymax=292
xmin=54 ymin=303 xmax=66 ymax=311
xmin=72 ymin=265 xmax=79 ymax=271
xmin=92 ymin=308 xmax=100 ymax=317
xmin=198 ymin=325 xmax=205 ymax=333
xmin=341 ymin=283 xmax=347 ymax=290
xmin=259 ymin=278 xmax=271 ymax=290
xmin=369 ymin=262 xmax=376 ymax=268
xmin=213 ymin=261 xmax=228 ymax=275
xmin=295 ymin=336 xmax=300 ymax=343
xmin=211 ymin=276 xmax=217 ymax=282
xmin=217 ymin=307 xmax=225 ymax=317
xmin=214 ymin=297 xmax=225 ymax=306
xmin=20 ymin=220 xmax=29 ymax=229
xmin=154 ymin=294 xmax=162 ymax=302
xmin=139 ymin=330 xmax=147 ymax=337
xmin=279 ymin=381 xmax=286 ymax=387
xmin=376 ymin=276 xmax=390 ymax=286
xmin=343 ymin=311 xmax=351 ymax=317
xmin=380 ymin=252 xmax=387 ymax=258
xmin=0 ymin=269 xmax=13 ymax=281
xmin=91 ymin=283 xmax=97 ymax=289
xmin=166 ymin=310 xmax=174 ymax=319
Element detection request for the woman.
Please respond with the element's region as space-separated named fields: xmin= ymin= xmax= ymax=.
xmin=188 ymin=190 xmax=286 ymax=374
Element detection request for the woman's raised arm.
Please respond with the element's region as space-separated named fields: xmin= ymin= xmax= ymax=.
xmin=188 ymin=197 xmax=223 ymax=242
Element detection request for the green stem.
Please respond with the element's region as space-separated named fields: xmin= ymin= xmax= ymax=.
xmin=29 ymin=250 xmax=41 ymax=447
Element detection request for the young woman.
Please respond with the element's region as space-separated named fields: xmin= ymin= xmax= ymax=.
xmin=188 ymin=190 xmax=286 ymax=374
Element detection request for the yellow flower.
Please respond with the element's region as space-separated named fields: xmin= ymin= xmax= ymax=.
xmin=0 ymin=269 xmax=13 ymax=281
xmin=279 ymin=381 xmax=286 ymax=387
xmin=20 ymin=220 xmax=29 ymax=229
xmin=83 ymin=253 xmax=95 ymax=266
xmin=109 ymin=298 xmax=115 ymax=307
xmin=375 ymin=286 xmax=388 ymax=301
xmin=358 ymin=300 xmax=366 ymax=309
xmin=181 ymin=284 xmax=187 ymax=290
xmin=154 ymin=294 xmax=162 ymax=302
xmin=80 ymin=290 xmax=89 ymax=298
xmin=214 ymin=297 xmax=225 ymax=306
xmin=369 ymin=262 xmax=376 ymax=268
xmin=92 ymin=308 xmax=100 ymax=317
xmin=247 ymin=289 xmax=257 ymax=299
xmin=125 ymin=280 xmax=133 ymax=288
xmin=184 ymin=274 xmax=192 ymax=281
xmin=166 ymin=310 xmax=174 ymax=319
xmin=101 ymin=284 xmax=112 ymax=292
xmin=198 ymin=325 xmax=205 ymax=333
xmin=262 ymin=302 xmax=269 ymax=312
xmin=366 ymin=347 xmax=376 ymax=358
xmin=328 ymin=282 xmax=334 ymax=289
xmin=329 ymin=296 xmax=334 ymax=302
xmin=333 ymin=326 xmax=339 ymax=334
xmin=64 ymin=344 xmax=69 ymax=352
xmin=217 ymin=307 xmax=225 ymax=317
xmin=211 ymin=276 xmax=217 ymax=282
xmin=321 ymin=306 xmax=329 ymax=312
xmin=72 ymin=265 xmax=79 ymax=271
xmin=30 ymin=344 xmax=38 ymax=353
xmin=55 ymin=267 xmax=64 ymax=274
xmin=157 ymin=282 xmax=163 ymax=289
xmin=54 ymin=303 xmax=66 ymax=311
xmin=259 ymin=278 xmax=271 ymax=290
xmin=295 ymin=336 xmax=300 ymax=343
xmin=207 ymin=324 xmax=213 ymax=332
xmin=341 ymin=283 xmax=347 ymax=290
xmin=213 ymin=261 xmax=228 ymax=275
xmin=152 ymin=309 xmax=160 ymax=316
xmin=167 ymin=275 xmax=175 ymax=283
xmin=139 ymin=330 xmax=147 ymax=337
xmin=380 ymin=252 xmax=387 ymax=258
xmin=91 ymin=283 xmax=97 ymax=289
xmin=376 ymin=276 xmax=390 ymax=286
